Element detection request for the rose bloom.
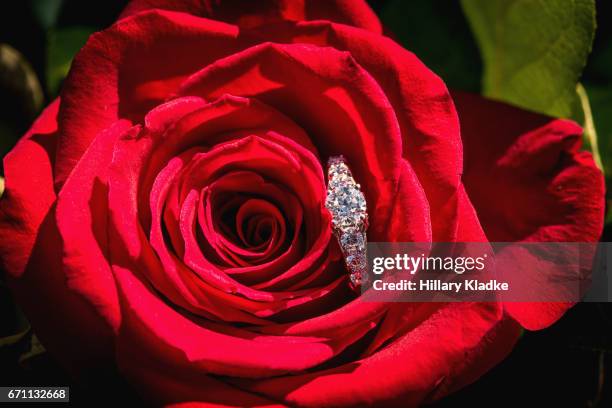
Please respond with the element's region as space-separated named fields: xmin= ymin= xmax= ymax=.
xmin=0 ymin=1 xmax=604 ymax=406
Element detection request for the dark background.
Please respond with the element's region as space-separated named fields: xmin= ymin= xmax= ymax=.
xmin=1 ymin=1 xmax=611 ymax=406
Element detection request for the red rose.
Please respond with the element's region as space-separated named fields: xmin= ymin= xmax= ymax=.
xmin=0 ymin=1 xmax=604 ymax=406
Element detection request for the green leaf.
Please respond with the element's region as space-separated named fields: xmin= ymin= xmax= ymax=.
xmin=584 ymin=16 xmax=612 ymax=180
xmin=46 ymin=26 xmax=95 ymax=96
xmin=576 ymin=83 xmax=603 ymax=171
xmin=0 ymin=327 xmax=29 ymax=348
xmin=29 ymin=0 xmax=64 ymax=30
xmin=461 ymin=0 xmax=596 ymax=120
xmin=18 ymin=334 xmax=46 ymax=365
xmin=379 ymin=0 xmax=482 ymax=92
xmin=586 ymin=84 xmax=612 ymax=176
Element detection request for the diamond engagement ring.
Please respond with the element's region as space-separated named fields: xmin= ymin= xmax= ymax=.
xmin=325 ymin=155 xmax=368 ymax=290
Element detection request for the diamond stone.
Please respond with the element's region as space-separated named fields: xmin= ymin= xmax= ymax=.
xmin=325 ymin=155 xmax=369 ymax=289
xmin=346 ymin=253 xmax=366 ymax=271
xmin=340 ymin=232 xmax=365 ymax=253
xmin=325 ymin=156 xmax=368 ymax=234
xmin=349 ymin=271 xmax=362 ymax=286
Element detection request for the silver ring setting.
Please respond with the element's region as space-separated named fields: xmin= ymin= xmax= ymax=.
xmin=325 ymin=156 xmax=368 ymax=289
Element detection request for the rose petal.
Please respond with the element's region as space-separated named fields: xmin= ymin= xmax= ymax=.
xmin=55 ymin=10 xmax=241 ymax=185
xmin=0 ymin=100 xmax=116 ymax=377
xmin=453 ymin=91 xmax=605 ymax=329
xmin=119 ymin=0 xmax=382 ymax=33
xmin=56 ymin=120 xmax=133 ymax=332
xmin=243 ymin=21 xmax=463 ymax=241
xmin=112 ymin=263 xmax=376 ymax=378
xmin=0 ymin=100 xmax=58 ymax=276
xmin=177 ymin=41 xmax=407 ymax=239
xmin=232 ymin=302 xmax=510 ymax=407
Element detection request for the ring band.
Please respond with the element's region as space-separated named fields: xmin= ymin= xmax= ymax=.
xmin=325 ymin=155 xmax=368 ymax=289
